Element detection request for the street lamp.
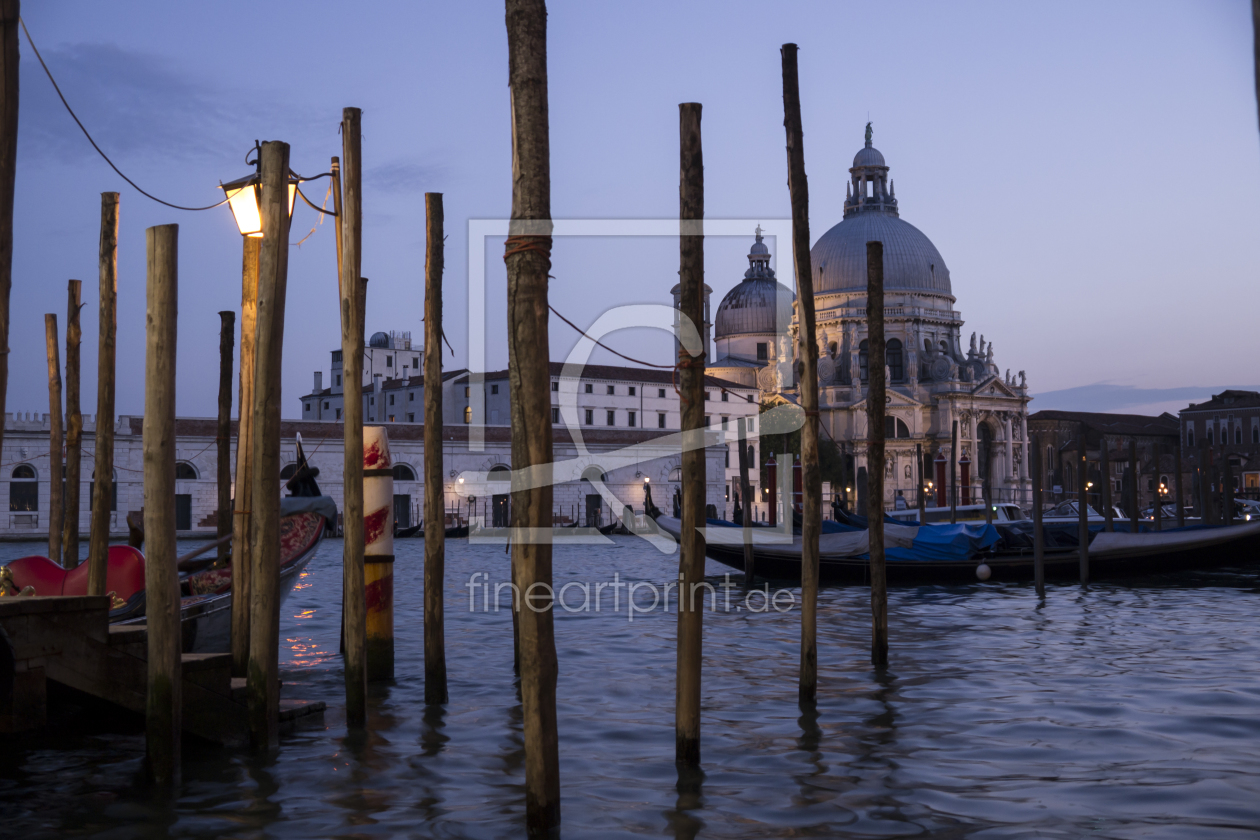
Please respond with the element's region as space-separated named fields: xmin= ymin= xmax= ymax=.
xmin=219 ymin=143 xmax=298 ymax=237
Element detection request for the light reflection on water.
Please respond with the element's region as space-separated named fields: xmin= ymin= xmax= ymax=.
xmin=2 ymin=536 xmax=1260 ymax=837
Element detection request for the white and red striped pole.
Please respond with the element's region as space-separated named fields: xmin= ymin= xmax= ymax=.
xmin=363 ymin=425 xmax=395 ymax=681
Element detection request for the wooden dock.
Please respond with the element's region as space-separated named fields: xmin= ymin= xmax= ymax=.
xmin=0 ymin=595 xmax=324 ymax=743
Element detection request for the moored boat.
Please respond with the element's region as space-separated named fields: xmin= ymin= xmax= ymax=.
xmin=652 ymin=514 xmax=1260 ymax=584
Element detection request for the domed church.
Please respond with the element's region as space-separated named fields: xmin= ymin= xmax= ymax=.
xmin=711 ymin=126 xmax=1033 ymax=507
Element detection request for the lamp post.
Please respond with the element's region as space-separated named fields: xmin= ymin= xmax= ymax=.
xmin=220 ymin=144 xmax=298 ymax=683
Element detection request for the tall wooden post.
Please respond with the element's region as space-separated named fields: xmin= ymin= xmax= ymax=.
xmin=1100 ymin=435 xmax=1113 ymax=531
xmin=1174 ymin=433 xmax=1185 ymax=527
xmin=781 ymin=42 xmax=820 ymax=704
xmin=1199 ymin=439 xmax=1213 ymax=525
xmin=0 ymin=0 xmax=16 ymax=487
xmin=916 ymin=443 xmax=926 ymax=522
xmin=143 ymin=223 xmax=180 ymax=787
xmin=63 ymin=280 xmax=83 ymax=566
xmin=1031 ymin=435 xmax=1045 ymax=597
xmin=216 ymin=311 xmax=234 ymax=561
xmin=676 ymin=101 xmax=706 ymax=766
xmin=246 ymin=141 xmax=292 ymax=751
xmin=504 ymin=0 xmax=562 ymax=829
xmin=1223 ymin=445 xmax=1235 ymax=526
xmin=1077 ymin=424 xmax=1089 ymax=584
xmin=231 ymin=237 xmax=259 ymax=678
xmin=949 ymin=420 xmax=958 ymax=524
xmin=339 ymin=108 xmax=368 ymax=725
xmin=1152 ymin=441 xmax=1163 ymax=531
xmin=88 ymin=193 xmax=119 ymax=596
xmin=866 ymin=240 xmax=887 ymax=668
xmin=44 ymin=314 xmax=64 ymax=563
xmin=363 ymin=426 xmax=395 ymax=680
xmin=1128 ymin=438 xmax=1139 ymax=527
xmin=423 ymin=192 xmax=448 ymax=705
xmin=737 ymin=417 xmax=754 ymax=582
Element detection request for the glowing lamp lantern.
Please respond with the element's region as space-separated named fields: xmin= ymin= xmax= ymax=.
xmin=219 ymin=171 xmax=297 ymax=237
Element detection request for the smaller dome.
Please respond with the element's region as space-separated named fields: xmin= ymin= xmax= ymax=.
xmin=368 ymin=331 xmax=391 ymax=348
xmin=853 ymin=144 xmax=885 ymax=169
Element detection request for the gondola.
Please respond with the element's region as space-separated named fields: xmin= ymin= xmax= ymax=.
xmin=1 ymin=435 xmax=336 ymax=652
xmin=395 ymin=523 xmax=424 ymax=538
xmin=651 ymin=514 xmax=1260 ymax=584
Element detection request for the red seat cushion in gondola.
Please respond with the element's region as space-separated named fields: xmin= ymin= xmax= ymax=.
xmin=3 ymin=555 xmax=70 ymax=595
xmin=61 ymin=546 xmax=147 ymax=602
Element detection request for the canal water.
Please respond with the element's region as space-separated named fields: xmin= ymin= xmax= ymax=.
xmin=3 ymin=535 xmax=1260 ymax=838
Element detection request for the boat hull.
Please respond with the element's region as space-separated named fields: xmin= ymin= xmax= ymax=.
xmin=661 ymin=518 xmax=1260 ymax=585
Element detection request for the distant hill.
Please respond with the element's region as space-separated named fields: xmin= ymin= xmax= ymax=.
xmin=1030 ymin=384 xmax=1260 ymax=418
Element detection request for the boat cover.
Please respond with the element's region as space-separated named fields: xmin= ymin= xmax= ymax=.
xmin=668 ymin=516 xmax=999 ymax=563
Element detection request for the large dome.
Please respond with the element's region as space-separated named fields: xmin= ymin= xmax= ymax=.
xmin=810 ymin=213 xmax=951 ymax=296
xmin=714 ymin=228 xmax=796 ymax=339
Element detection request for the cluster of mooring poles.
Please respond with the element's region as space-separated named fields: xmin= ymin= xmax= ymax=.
xmin=1027 ymin=423 xmax=1189 ymax=596
xmin=34 ymin=192 xmax=117 ymax=582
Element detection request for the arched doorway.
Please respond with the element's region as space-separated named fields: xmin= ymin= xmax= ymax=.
xmin=488 ymin=465 xmax=511 ymax=527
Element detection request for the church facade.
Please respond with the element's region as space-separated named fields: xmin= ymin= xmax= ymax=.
xmin=709 ymin=129 xmax=1032 ymax=508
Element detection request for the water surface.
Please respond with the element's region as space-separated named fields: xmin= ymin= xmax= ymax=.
xmin=2 ymin=536 xmax=1259 ymax=838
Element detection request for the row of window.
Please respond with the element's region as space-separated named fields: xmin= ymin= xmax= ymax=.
xmin=9 ymin=465 xmax=118 ymax=512
xmin=1187 ymin=425 xmax=1259 ymax=447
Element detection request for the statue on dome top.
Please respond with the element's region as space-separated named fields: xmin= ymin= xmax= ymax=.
xmin=865 ymin=121 xmax=873 ymax=146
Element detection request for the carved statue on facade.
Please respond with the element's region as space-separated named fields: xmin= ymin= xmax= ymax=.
xmin=986 ymin=342 xmax=995 ymax=367
xmin=948 ymin=360 xmax=959 ymax=381
xmin=885 ymin=452 xmax=895 ymax=479
xmin=960 ymin=413 xmax=971 ymax=438
xmin=969 ymin=332 xmax=977 ymax=356
xmin=1018 ymin=370 xmax=1026 ymax=389
xmin=865 ymin=121 xmax=873 ymax=145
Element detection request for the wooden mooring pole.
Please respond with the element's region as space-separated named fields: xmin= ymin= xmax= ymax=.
xmin=0 ymin=0 xmax=16 ymax=495
xmin=1174 ymin=433 xmax=1185 ymax=527
xmin=63 ymin=280 xmax=83 ymax=566
xmin=866 ymin=240 xmax=888 ymax=668
xmin=1031 ymin=435 xmax=1045 ymax=597
xmin=737 ymin=417 xmax=754 ymax=583
xmin=949 ymin=420 xmax=958 ymax=525
xmin=143 ymin=223 xmax=180 ymax=787
xmin=44 ymin=313 xmax=63 ymax=564
xmin=88 ymin=193 xmax=119 ymax=596
xmin=504 ymin=0 xmax=562 ymax=828
xmin=1100 ymin=435 xmax=1114 ymax=531
xmin=231 ymin=236 xmax=260 ymax=678
xmin=1128 ymin=438 xmax=1139 ymax=527
xmin=423 ymin=191 xmax=448 ymax=705
xmin=1077 ymin=424 xmax=1088 ymax=584
xmin=246 ymin=140 xmax=292 ymax=751
xmin=216 ymin=311 xmax=234 ymax=561
xmin=339 ymin=108 xmax=368 ymax=725
xmin=676 ymin=100 xmax=706 ymax=765
xmin=781 ymin=42 xmax=821 ymax=705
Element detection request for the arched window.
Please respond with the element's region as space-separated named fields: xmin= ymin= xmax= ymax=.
xmin=858 ymin=340 xmax=869 ymax=383
xmin=280 ymin=464 xmax=298 ymax=480
xmin=1253 ymin=426 xmax=1258 ymax=445
xmin=175 ymin=462 xmax=198 ymax=480
xmin=392 ymin=464 xmax=417 ymax=481
xmin=939 ymin=340 xmax=948 ymax=354
xmin=581 ymin=466 xmax=608 ymax=484
xmin=90 ymin=469 xmax=117 ymax=512
xmin=9 ymin=465 xmax=37 ymax=512
xmin=1236 ymin=426 xmax=1243 ymax=445
xmin=1207 ymin=427 xmax=1213 ymax=445
xmin=884 ymin=417 xmax=911 ymax=439
xmin=886 ymin=338 xmax=903 ymax=382
xmin=923 ymin=338 xmax=932 ymax=353
xmin=668 ymin=466 xmax=682 ymax=482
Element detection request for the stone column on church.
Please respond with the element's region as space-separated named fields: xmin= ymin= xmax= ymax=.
xmin=1019 ymin=412 xmax=1029 ymax=481
xmin=1004 ymin=414 xmax=1014 ymax=501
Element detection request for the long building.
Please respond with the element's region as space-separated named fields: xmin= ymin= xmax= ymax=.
xmin=1 ymin=412 xmax=735 ymax=540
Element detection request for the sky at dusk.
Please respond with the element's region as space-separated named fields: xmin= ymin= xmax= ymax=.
xmin=5 ymin=0 xmax=1259 ymax=421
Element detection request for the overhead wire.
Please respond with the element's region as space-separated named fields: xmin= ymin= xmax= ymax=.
xmin=18 ymin=16 xmax=231 ymax=212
